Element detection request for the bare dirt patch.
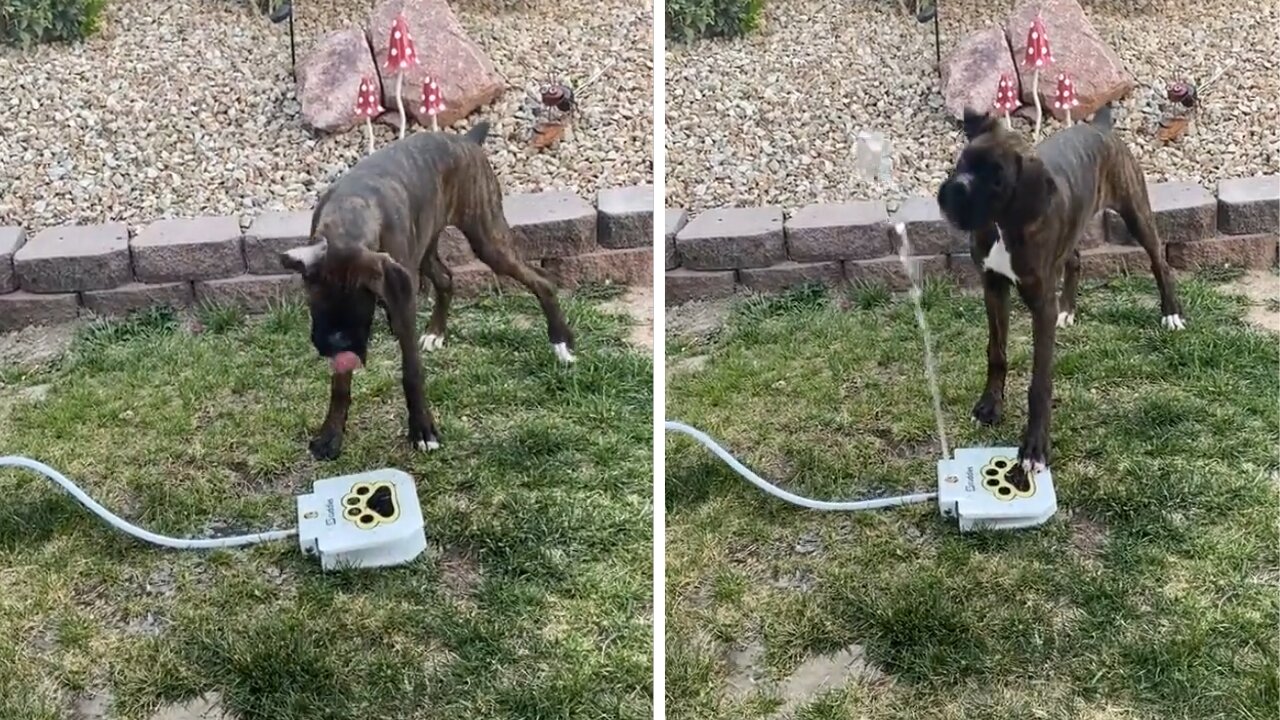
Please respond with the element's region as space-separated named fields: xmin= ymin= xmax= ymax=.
xmin=1069 ymin=511 xmax=1109 ymax=563
xmin=147 ymin=692 xmax=236 ymax=720
xmin=725 ymin=639 xmax=887 ymax=717
xmin=667 ymin=299 xmax=731 ymax=345
xmin=0 ymin=322 xmax=78 ymax=368
xmin=668 ymin=354 xmax=708 ymax=375
xmin=438 ymin=545 xmax=483 ymax=601
xmin=598 ymin=285 xmax=653 ymax=350
xmin=1221 ymin=270 xmax=1280 ymax=333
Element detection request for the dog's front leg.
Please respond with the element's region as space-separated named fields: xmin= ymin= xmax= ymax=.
xmin=973 ymin=274 xmax=1012 ymax=425
xmin=1019 ymin=286 xmax=1058 ymax=472
xmin=387 ymin=299 xmax=441 ymax=452
xmin=310 ymin=372 xmax=352 ymax=460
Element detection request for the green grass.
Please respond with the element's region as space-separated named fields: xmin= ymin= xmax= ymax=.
xmin=665 ymin=276 xmax=1278 ymax=720
xmin=0 ymin=289 xmax=653 ymax=720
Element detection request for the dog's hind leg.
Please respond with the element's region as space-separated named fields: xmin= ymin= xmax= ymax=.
xmin=1057 ymin=249 xmax=1081 ymax=328
xmin=459 ymin=218 xmax=576 ymax=364
xmin=418 ymin=248 xmax=453 ymax=352
xmin=1116 ymin=198 xmax=1185 ymax=330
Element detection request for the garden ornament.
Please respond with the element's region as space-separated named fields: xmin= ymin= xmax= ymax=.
xmin=1023 ymin=15 xmax=1054 ymax=140
xmin=354 ymin=75 xmax=385 ymax=154
xmin=384 ymin=13 xmax=420 ymax=140
xmin=993 ymin=72 xmax=1018 ymax=129
xmin=419 ymin=77 xmax=446 ymax=132
xmin=1053 ymin=73 xmax=1079 ymax=126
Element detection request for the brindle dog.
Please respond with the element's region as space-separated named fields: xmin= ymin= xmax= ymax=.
xmin=936 ymin=105 xmax=1184 ymax=475
xmin=280 ymin=122 xmax=575 ymax=461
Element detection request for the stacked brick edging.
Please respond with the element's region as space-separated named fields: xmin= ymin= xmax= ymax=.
xmin=0 ymin=185 xmax=654 ymax=332
xmin=665 ymin=176 xmax=1280 ymax=306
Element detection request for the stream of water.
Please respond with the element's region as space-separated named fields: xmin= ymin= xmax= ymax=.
xmin=894 ymin=223 xmax=950 ymax=459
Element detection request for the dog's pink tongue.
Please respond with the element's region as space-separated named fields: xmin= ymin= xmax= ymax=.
xmin=330 ymin=351 xmax=362 ymax=374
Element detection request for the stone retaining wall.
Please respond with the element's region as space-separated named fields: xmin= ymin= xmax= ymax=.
xmin=0 ymin=186 xmax=654 ymax=332
xmin=665 ymin=176 xmax=1279 ymax=305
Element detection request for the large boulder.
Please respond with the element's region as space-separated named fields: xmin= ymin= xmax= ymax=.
xmin=940 ymin=25 xmax=1019 ymax=120
xmin=297 ymin=28 xmax=382 ymax=133
xmin=1005 ymin=0 xmax=1134 ymax=121
xmin=367 ymin=0 xmax=505 ymax=130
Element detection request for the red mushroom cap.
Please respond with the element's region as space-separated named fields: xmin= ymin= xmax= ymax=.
xmin=384 ymin=14 xmax=419 ymax=74
xmin=354 ymin=76 xmax=385 ymax=118
xmin=1053 ymin=72 xmax=1079 ymax=109
xmin=1024 ymin=17 xmax=1054 ymax=69
xmin=417 ymin=76 xmax=446 ymax=116
xmin=993 ymin=72 xmax=1019 ymax=112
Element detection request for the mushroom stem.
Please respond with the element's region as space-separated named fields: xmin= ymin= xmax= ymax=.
xmin=365 ymin=117 xmax=374 ymax=154
xmin=1032 ymin=70 xmax=1042 ymax=139
xmin=396 ymin=74 xmax=405 ymax=140
xmin=1065 ymin=107 xmax=1072 ymax=127
xmin=1004 ymin=111 xmax=1012 ymax=130
xmin=431 ymin=115 xmax=439 ymax=132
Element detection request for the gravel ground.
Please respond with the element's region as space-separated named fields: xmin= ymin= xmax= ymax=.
xmin=665 ymin=0 xmax=1280 ymax=214
xmin=0 ymin=0 xmax=652 ymax=234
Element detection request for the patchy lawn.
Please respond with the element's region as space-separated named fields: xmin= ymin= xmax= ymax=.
xmin=0 ymin=286 xmax=653 ymax=720
xmin=665 ymin=274 xmax=1278 ymax=720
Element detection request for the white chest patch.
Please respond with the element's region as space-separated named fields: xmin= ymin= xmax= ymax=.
xmin=982 ymin=238 xmax=1019 ymax=283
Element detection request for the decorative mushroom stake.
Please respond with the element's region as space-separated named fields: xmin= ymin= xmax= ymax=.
xmin=354 ymin=75 xmax=384 ymax=154
xmin=1053 ymin=72 xmax=1079 ymax=126
xmin=418 ymin=76 xmax=446 ymax=132
xmin=383 ymin=13 xmax=419 ymax=140
xmin=1023 ymin=15 xmax=1054 ymax=140
xmin=993 ymin=72 xmax=1019 ymax=129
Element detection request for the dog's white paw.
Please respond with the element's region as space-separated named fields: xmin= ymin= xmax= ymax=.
xmin=1020 ymin=459 xmax=1047 ymax=475
xmin=419 ymin=333 xmax=445 ymax=352
xmin=1056 ymin=311 xmax=1076 ymax=328
xmin=553 ymin=342 xmax=575 ymax=364
xmin=413 ymin=439 xmax=441 ymax=452
xmin=1161 ymin=314 xmax=1186 ymax=331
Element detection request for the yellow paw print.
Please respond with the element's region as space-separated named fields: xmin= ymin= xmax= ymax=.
xmin=979 ymin=456 xmax=1035 ymax=502
xmin=340 ymin=481 xmax=401 ymax=530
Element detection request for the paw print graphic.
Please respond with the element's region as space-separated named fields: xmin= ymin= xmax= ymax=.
xmin=340 ymin=481 xmax=401 ymax=530
xmin=979 ymin=456 xmax=1036 ymax=502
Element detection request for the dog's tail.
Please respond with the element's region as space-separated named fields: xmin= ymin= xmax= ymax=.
xmin=1090 ymin=103 xmax=1114 ymax=132
xmin=464 ymin=121 xmax=490 ymax=145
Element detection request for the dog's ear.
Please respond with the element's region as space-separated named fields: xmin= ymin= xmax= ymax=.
xmin=347 ymin=247 xmax=413 ymax=304
xmin=961 ymin=108 xmax=998 ymax=140
xmin=1008 ymin=154 xmax=1058 ymax=225
xmin=280 ymin=237 xmax=328 ymax=274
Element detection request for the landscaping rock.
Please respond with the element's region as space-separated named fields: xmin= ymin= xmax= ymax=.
xmin=439 ymin=226 xmax=476 ymax=266
xmin=194 ymin=274 xmax=301 ymax=313
xmin=0 ymin=227 xmax=24 ymax=293
xmin=0 ymin=291 xmax=78 ymax=331
xmin=845 ymin=255 xmax=946 ymax=291
xmin=597 ymin=185 xmax=654 ymax=249
xmin=1005 ymin=0 xmax=1134 ymax=121
xmin=947 ymin=253 xmax=983 ymax=288
xmin=245 ymin=211 xmax=311 ymax=275
xmin=451 ymin=262 xmax=521 ymax=297
xmin=83 ymin=282 xmax=194 ymax=317
xmin=941 ymin=25 xmax=1018 ymax=120
xmin=890 ymin=197 xmax=967 ymax=255
xmin=1080 ymin=244 xmax=1147 ymax=279
xmin=739 ymin=261 xmax=843 ymax=294
xmin=666 ymin=268 xmax=736 ymax=305
xmin=786 ymin=201 xmax=890 ymax=262
xmin=665 ymin=209 xmax=688 ymax=270
xmin=368 ymin=0 xmax=505 ymax=130
xmin=1105 ymin=182 xmax=1216 ymax=245
xmin=504 ymin=191 xmax=598 ymax=259
xmin=676 ymin=207 xmax=785 ymax=271
xmin=1078 ymin=212 xmax=1105 ymax=250
xmin=543 ymin=248 xmax=651 ymax=288
xmin=1217 ymin=176 xmax=1280 ymax=235
xmin=1167 ymin=234 xmax=1278 ymax=271
xmin=297 ymin=27 xmax=381 ymax=134
xmin=15 ymin=224 xmax=131 ymax=293
xmin=131 ymin=217 xmax=245 ymax=282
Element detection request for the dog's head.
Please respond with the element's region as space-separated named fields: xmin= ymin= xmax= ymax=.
xmin=279 ymin=238 xmax=413 ymax=374
xmin=937 ymin=109 xmax=1057 ymax=232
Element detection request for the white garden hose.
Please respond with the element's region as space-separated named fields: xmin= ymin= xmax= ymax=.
xmin=664 ymin=421 xmax=937 ymax=511
xmin=0 ymin=456 xmax=297 ymax=549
